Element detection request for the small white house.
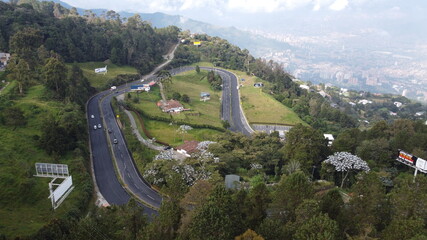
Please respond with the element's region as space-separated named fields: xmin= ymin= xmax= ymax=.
xmin=324 ymin=134 xmax=334 ymax=147
xmin=254 ymin=82 xmax=264 ymax=88
xmin=358 ymin=99 xmax=373 ymax=105
xmin=200 ymin=92 xmax=210 ymax=101
xmin=95 ymin=65 xmax=107 ymax=74
xmin=394 ymin=101 xmax=402 ymax=108
xmin=176 ymin=140 xmax=199 ymax=157
xmin=0 ymin=53 xmax=11 ymax=68
xmin=299 ymin=85 xmax=310 ymax=90
xmin=130 ymin=85 xmax=150 ymax=92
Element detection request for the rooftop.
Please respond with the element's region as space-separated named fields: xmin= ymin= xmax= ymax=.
xmin=176 ymin=140 xmax=200 ymax=154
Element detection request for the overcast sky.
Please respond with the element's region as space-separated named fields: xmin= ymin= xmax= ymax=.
xmin=60 ymin=0 xmax=426 ymax=38
xmin=61 ymin=0 xmax=372 ymax=13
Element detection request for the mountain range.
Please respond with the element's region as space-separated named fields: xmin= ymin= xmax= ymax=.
xmin=37 ymin=0 xmax=292 ymax=58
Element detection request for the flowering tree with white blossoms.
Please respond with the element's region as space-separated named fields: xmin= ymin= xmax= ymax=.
xmin=324 ymin=152 xmax=370 ymax=188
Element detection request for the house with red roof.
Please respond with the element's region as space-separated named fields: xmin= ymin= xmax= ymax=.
xmin=176 ymin=140 xmax=200 ymax=157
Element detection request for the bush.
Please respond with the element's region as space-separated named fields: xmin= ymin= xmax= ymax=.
xmin=182 ymin=94 xmax=190 ymax=103
xmin=172 ymin=92 xmax=181 ymax=100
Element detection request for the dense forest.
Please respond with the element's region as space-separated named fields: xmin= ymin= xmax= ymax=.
xmin=0 ymin=1 xmax=176 ymax=238
xmin=2 ymin=0 xmax=427 ymax=239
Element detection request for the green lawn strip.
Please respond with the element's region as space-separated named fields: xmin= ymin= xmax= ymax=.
xmin=189 ymin=62 xmax=214 ymax=67
xmin=167 ymin=70 xmax=222 ymax=127
xmin=0 ymin=85 xmax=92 ymax=238
xmin=69 ymin=62 xmax=138 ymax=90
xmin=142 ymin=117 xmax=223 ymax=147
xmin=228 ymin=69 xmax=306 ymax=126
xmin=130 ymin=70 xmax=223 ymax=128
xmin=130 ymin=111 xmax=150 ymax=139
xmin=0 ymin=80 xmax=16 ymax=95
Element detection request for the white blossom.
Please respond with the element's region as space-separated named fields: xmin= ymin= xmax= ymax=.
xmin=324 ymin=152 xmax=370 ymax=172
xmin=154 ymin=150 xmax=174 ymax=160
xmin=250 ymin=163 xmax=263 ymax=169
xmin=196 ymin=141 xmax=216 ymax=150
xmin=179 ymin=125 xmax=193 ymax=131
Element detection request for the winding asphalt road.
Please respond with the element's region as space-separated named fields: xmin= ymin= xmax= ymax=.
xmin=88 ymin=46 xmax=252 ymax=213
xmin=168 ymin=66 xmax=253 ymax=135
xmin=87 ymin=44 xmax=179 ymax=215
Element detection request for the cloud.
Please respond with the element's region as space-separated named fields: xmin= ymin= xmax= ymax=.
xmin=62 ymin=0 xmax=364 ymax=14
xmin=329 ymin=0 xmax=349 ymax=11
xmin=227 ymin=0 xmax=312 ymax=12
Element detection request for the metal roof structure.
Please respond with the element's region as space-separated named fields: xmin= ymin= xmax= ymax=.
xmin=35 ymin=163 xmax=69 ymax=178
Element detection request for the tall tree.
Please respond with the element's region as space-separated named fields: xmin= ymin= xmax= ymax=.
xmin=389 ymin=174 xmax=427 ymax=220
xmin=343 ymin=172 xmax=389 ymax=237
xmin=381 ymin=218 xmax=425 ymax=240
xmin=66 ymin=63 xmax=92 ymax=106
xmin=188 ymin=185 xmax=242 ymax=240
xmin=282 ymin=124 xmax=328 ymax=172
xmin=235 ymin=229 xmax=265 ymax=240
xmin=272 ymin=171 xmax=313 ymax=222
xmin=7 ymin=57 xmax=32 ymax=94
xmin=294 ymin=214 xmax=339 ymax=240
xmin=324 ymin=152 xmax=370 ymax=188
xmin=43 ymin=56 xmax=67 ymax=99
xmin=9 ymin=28 xmax=43 ymax=67
xmin=245 ymin=183 xmax=271 ymax=229
xmin=319 ymin=188 xmax=344 ymax=221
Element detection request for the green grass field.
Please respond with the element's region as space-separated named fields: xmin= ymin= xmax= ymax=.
xmin=0 ymin=85 xmax=91 ymax=238
xmin=230 ymin=69 xmax=306 ymax=126
xmin=142 ymin=117 xmax=223 ymax=147
xmin=130 ymin=69 xmax=223 ymax=128
xmin=70 ymin=62 xmax=138 ymax=89
xmin=190 ymin=62 xmax=214 ymax=67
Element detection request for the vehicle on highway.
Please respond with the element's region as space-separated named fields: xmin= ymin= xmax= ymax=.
xmin=93 ymin=125 xmax=97 ymax=130
xmin=91 ymin=114 xmax=95 ymax=119
xmin=108 ymin=129 xmax=112 ymax=133
xmin=113 ymin=139 xmax=118 ymax=144
xmin=98 ymin=123 xmax=102 ymax=128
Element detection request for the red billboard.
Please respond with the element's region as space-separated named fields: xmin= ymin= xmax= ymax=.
xmin=397 ymin=150 xmax=417 ymax=165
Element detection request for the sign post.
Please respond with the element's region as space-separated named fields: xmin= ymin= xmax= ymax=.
xmin=34 ymin=163 xmax=74 ymax=210
xmin=396 ymin=150 xmax=427 ymax=181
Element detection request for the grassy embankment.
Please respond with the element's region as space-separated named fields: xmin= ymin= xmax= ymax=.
xmin=128 ymin=69 xmax=224 ymax=146
xmin=190 ymin=62 xmax=306 ymax=126
xmin=229 ymin=69 xmax=306 ymax=126
xmin=71 ymin=62 xmax=138 ymax=89
xmin=0 ymin=85 xmax=91 ymax=238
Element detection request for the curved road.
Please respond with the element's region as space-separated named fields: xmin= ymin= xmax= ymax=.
xmin=88 ymin=47 xmax=252 ymax=213
xmin=87 ymin=44 xmax=179 ymax=215
xmin=169 ymin=66 xmax=253 ymax=135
